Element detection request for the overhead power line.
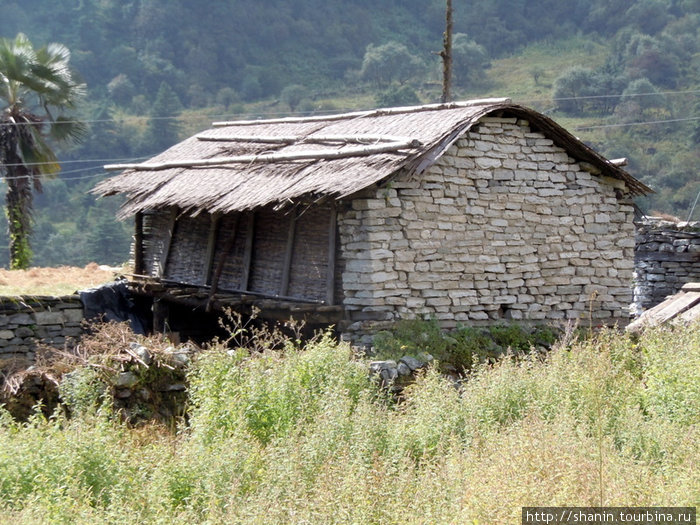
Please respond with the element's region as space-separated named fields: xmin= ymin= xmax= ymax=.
xmin=0 ymin=89 xmax=697 ymax=128
xmin=0 ymin=112 xmax=697 ymax=173
xmin=575 ymin=116 xmax=700 ymax=131
xmin=0 ymin=155 xmax=153 ymax=169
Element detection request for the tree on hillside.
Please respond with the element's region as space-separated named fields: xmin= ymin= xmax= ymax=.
xmin=280 ymin=84 xmax=307 ymax=112
xmin=145 ymin=82 xmax=182 ymax=152
xmin=360 ymin=42 xmax=424 ymax=87
xmin=0 ymin=33 xmax=85 ymax=269
xmin=451 ymin=33 xmax=490 ymax=88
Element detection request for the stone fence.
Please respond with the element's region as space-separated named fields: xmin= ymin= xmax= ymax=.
xmin=0 ymin=295 xmax=84 ymax=362
xmin=633 ymin=219 xmax=700 ymax=315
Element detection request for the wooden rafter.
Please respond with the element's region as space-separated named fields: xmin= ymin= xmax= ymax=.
xmin=196 ymin=134 xmax=419 ymax=144
xmin=104 ymin=140 xmax=423 ymax=172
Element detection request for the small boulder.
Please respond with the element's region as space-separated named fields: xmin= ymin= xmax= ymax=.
xmin=129 ymin=343 xmax=152 ymax=366
xmin=397 ymin=362 xmax=411 ymax=376
xmin=114 ymin=371 xmax=139 ymax=388
xmin=380 ymin=366 xmax=399 ymax=382
xmin=165 ymin=346 xmax=191 ymax=368
xmin=369 ymin=360 xmax=397 ymax=375
xmin=399 ymin=355 xmax=423 ymax=372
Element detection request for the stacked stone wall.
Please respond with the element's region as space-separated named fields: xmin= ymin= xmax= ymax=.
xmin=338 ymin=116 xmax=636 ymax=344
xmin=0 ymin=295 xmax=84 ymax=361
xmin=633 ymin=220 xmax=700 ymax=314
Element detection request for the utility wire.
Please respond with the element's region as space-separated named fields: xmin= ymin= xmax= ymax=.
xmin=0 ymin=92 xmax=697 ymax=173
xmin=575 ymin=116 xmax=700 ymax=131
xmin=0 ymin=170 xmax=110 ymax=183
xmin=0 ymin=113 xmax=697 ymax=173
xmin=0 ymin=155 xmax=154 ymax=168
xmin=0 ymin=89 xmax=697 ymax=127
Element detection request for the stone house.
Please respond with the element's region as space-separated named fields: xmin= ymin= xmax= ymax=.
xmin=95 ymin=99 xmax=651 ymax=343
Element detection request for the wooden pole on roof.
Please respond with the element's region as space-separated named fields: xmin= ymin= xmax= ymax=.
xmin=440 ymin=0 xmax=453 ymax=103
xmin=104 ymin=140 xmax=423 ymax=172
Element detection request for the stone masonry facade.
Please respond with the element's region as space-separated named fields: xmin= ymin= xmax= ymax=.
xmin=338 ymin=116 xmax=636 ymax=344
xmin=0 ymin=296 xmax=84 ymax=361
xmin=633 ymin=219 xmax=700 ymax=314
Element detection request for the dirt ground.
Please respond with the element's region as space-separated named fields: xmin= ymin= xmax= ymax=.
xmin=0 ymin=263 xmax=120 ymax=296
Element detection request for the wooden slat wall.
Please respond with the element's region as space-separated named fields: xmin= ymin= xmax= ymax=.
xmin=215 ymin=213 xmax=249 ymax=290
xmin=142 ymin=204 xmax=341 ymax=303
xmin=249 ymin=208 xmax=290 ymax=295
xmin=164 ymin=213 xmax=211 ymax=285
xmin=288 ymin=204 xmax=332 ymax=302
xmin=142 ymin=210 xmax=176 ymax=277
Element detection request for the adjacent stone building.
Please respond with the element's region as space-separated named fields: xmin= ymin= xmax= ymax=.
xmin=95 ymin=99 xmax=651 ymax=344
xmin=633 ymin=219 xmax=700 ymax=314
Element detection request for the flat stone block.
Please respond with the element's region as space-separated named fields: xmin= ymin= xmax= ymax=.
xmin=63 ymin=309 xmax=85 ymax=324
xmin=9 ymin=313 xmax=33 ymax=325
xmin=34 ymin=311 xmax=65 ymax=325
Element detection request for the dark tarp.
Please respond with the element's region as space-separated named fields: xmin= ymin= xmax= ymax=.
xmin=79 ymin=279 xmax=147 ymax=334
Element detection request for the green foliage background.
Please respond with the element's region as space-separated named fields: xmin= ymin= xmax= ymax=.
xmin=0 ymin=0 xmax=698 ymax=267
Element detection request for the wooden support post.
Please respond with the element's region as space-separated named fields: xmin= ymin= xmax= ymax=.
xmin=206 ymin=214 xmax=239 ymax=312
xmin=240 ymin=212 xmax=255 ymax=291
xmin=152 ymin=298 xmax=170 ymax=334
xmin=326 ymin=204 xmax=337 ymax=305
xmin=280 ymin=209 xmax=297 ymax=296
xmin=133 ymin=212 xmax=144 ymax=276
xmin=204 ymin=212 xmax=221 ymax=285
xmin=157 ymin=208 xmax=178 ymax=278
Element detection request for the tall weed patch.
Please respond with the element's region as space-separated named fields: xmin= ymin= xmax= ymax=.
xmin=188 ymin=331 xmax=371 ymax=444
xmin=0 ymin=323 xmax=697 ymax=523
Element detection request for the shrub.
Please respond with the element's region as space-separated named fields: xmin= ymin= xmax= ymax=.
xmin=58 ymin=366 xmax=107 ymax=417
xmin=374 ymin=319 xmax=558 ymax=373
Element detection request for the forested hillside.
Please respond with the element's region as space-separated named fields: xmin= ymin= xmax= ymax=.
xmin=0 ymin=0 xmax=698 ymax=267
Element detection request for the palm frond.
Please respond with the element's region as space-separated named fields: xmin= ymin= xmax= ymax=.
xmin=16 ymin=122 xmax=61 ymax=177
xmin=50 ymin=116 xmax=88 ymax=144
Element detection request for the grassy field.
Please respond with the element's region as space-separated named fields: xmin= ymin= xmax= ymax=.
xmin=0 ymin=264 xmax=117 ymax=297
xmin=0 ymin=320 xmax=697 ymax=524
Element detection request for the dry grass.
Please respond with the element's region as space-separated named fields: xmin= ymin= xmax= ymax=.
xmin=0 ymin=263 xmax=118 ymax=297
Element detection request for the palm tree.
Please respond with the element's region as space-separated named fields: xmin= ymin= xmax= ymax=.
xmin=0 ymin=33 xmax=85 ymax=269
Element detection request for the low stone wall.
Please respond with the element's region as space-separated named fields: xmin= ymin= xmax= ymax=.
xmin=0 ymin=295 xmax=84 ymax=361
xmin=633 ymin=219 xmax=700 ymax=314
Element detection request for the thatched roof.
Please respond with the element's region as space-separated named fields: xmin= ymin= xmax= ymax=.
xmin=95 ymin=99 xmax=652 ymax=218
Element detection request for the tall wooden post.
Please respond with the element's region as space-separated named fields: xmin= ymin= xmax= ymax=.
xmin=240 ymin=212 xmax=255 ymax=291
xmin=326 ymin=204 xmax=337 ymax=305
xmin=133 ymin=212 xmax=144 ymax=275
xmin=157 ymin=208 xmax=178 ymax=278
xmin=206 ymin=214 xmax=239 ymax=312
xmin=440 ymin=0 xmax=453 ymax=103
xmin=280 ymin=209 xmax=297 ymax=296
xmin=204 ymin=212 xmax=221 ymax=285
